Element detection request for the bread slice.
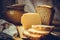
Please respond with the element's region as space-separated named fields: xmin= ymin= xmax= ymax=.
xmin=28 ymin=28 xmax=49 ymax=35
xmin=23 ymin=29 xmax=41 ymax=38
xmin=32 ymin=25 xmax=54 ymax=31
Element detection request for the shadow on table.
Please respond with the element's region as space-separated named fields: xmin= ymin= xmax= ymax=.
xmin=40 ymin=34 xmax=60 ymax=40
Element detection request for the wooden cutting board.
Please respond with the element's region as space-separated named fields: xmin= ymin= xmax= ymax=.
xmin=16 ymin=26 xmax=26 ymax=38
xmin=13 ymin=26 xmax=23 ymax=40
xmin=13 ymin=37 xmax=22 ymax=40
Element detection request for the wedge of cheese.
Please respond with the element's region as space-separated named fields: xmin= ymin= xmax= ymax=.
xmin=21 ymin=13 xmax=41 ymax=29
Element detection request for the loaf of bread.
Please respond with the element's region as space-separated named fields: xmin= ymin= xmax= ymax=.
xmin=21 ymin=13 xmax=41 ymax=29
xmin=36 ymin=5 xmax=53 ymax=25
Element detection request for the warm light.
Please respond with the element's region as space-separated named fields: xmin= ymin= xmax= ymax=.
xmin=9 ymin=11 xmax=14 ymax=15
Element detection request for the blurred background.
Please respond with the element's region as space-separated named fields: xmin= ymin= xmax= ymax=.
xmin=0 ymin=0 xmax=60 ymax=25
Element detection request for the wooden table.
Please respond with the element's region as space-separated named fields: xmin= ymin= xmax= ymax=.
xmin=16 ymin=26 xmax=26 ymax=38
xmin=13 ymin=37 xmax=22 ymax=40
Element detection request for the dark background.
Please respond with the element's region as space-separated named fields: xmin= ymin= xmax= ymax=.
xmin=0 ymin=0 xmax=15 ymax=19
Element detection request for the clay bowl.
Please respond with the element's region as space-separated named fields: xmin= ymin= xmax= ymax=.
xmin=5 ymin=4 xmax=25 ymax=25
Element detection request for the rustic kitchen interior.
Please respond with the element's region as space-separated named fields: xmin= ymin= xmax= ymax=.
xmin=0 ymin=0 xmax=60 ymax=40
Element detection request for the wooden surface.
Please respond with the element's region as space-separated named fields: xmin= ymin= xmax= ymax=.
xmin=13 ymin=26 xmax=23 ymax=40
xmin=17 ymin=26 xmax=26 ymax=38
xmin=13 ymin=37 xmax=22 ymax=40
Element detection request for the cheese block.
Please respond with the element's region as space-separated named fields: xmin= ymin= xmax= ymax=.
xmin=36 ymin=5 xmax=53 ymax=25
xmin=21 ymin=13 xmax=41 ymax=29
